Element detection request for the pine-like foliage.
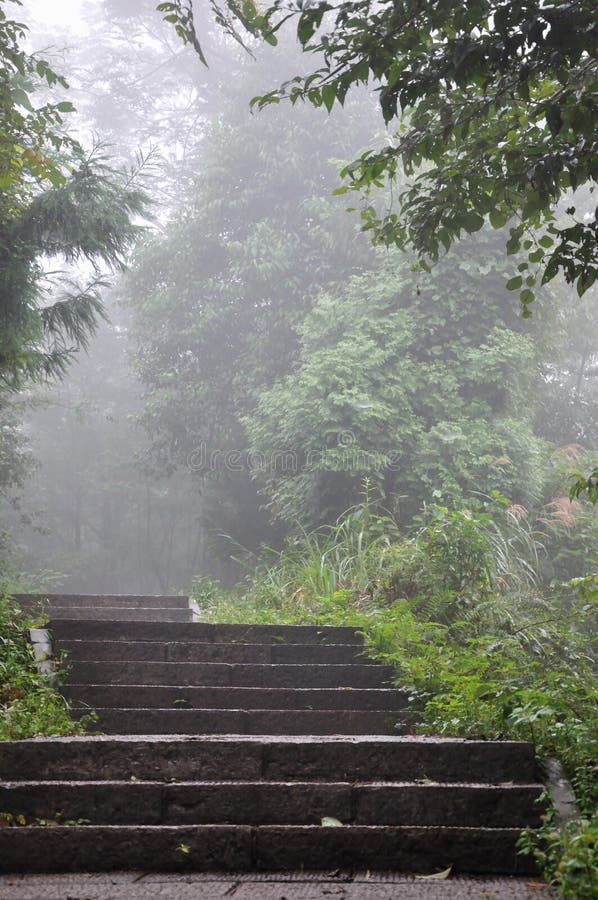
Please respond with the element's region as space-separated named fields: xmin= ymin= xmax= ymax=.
xmin=0 ymin=153 xmax=149 ymax=389
xmin=0 ymin=3 xmax=149 ymax=389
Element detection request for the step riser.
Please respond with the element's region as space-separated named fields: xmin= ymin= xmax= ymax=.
xmin=65 ymin=662 xmax=394 ymax=688
xmin=0 ymin=783 xmax=544 ymax=828
xmin=61 ymin=685 xmax=408 ymax=711
xmin=72 ymin=708 xmax=403 ymax=735
xmin=57 ymin=641 xmax=365 ymax=664
xmin=49 ymin=621 xmax=363 ymax=645
xmin=15 ymin=595 xmax=189 ymax=610
xmin=49 ymin=609 xmax=194 ymax=622
xmin=0 ymin=740 xmax=539 ymax=783
xmin=0 ymin=826 xmax=536 ymax=874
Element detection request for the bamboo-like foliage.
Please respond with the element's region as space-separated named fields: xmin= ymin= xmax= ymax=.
xmin=0 ymin=2 xmax=150 ymax=389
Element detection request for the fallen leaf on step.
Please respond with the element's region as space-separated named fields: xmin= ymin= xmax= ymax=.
xmin=415 ymin=865 xmax=452 ymax=880
xmin=321 ymin=816 xmax=344 ymax=827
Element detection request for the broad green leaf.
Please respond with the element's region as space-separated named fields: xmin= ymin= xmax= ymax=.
xmin=322 ymin=84 xmax=336 ymax=113
xmin=489 ymin=208 xmax=509 ymax=229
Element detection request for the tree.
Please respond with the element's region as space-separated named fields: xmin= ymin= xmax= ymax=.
xmin=246 ymin=232 xmax=550 ymax=526
xmin=126 ymin=46 xmax=379 ymax=552
xmin=0 ymin=0 xmax=147 ymax=389
xmin=53 ymin=0 xmax=235 ymax=196
xmin=167 ymin=1 xmax=598 ymax=309
xmin=163 ymin=0 xmax=598 ymax=502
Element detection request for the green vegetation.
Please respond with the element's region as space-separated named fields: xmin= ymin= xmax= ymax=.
xmin=195 ymin=491 xmax=597 ymax=896
xmin=0 ymin=584 xmax=90 ymax=740
xmin=0 ymin=0 xmax=147 ymax=389
xmin=167 ymin=0 xmax=598 ymax=503
xmin=520 ymin=814 xmax=598 ymax=900
xmin=178 ymin=0 xmax=598 ymax=305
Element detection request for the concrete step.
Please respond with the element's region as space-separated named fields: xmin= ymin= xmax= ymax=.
xmin=0 ymin=874 xmax=558 ymax=900
xmin=48 ymin=608 xmax=194 ymax=622
xmin=71 ymin=707 xmax=404 ymax=735
xmin=15 ymin=594 xmax=189 ymax=610
xmin=0 ymin=737 xmax=540 ymax=784
xmin=0 ymin=780 xmax=545 ymax=827
xmin=49 ymin=620 xmax=363 ymax=645
xmin=57 ymin=640 xmax=365 ymax=664
xmin=61 ymin=685 xmax=408 ymax=711
xmin=64 ymin=661 xmax=394 ymax=688
xmin=0 ymin=824 xmax=536 ymax=874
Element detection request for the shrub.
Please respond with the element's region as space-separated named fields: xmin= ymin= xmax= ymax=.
xmin=0 ymin=585 xmax=92 ymax=740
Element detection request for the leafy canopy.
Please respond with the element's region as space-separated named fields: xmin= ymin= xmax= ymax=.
xmin=246 ymin=235 xmax=549 ymax=526
xmin=159 ymin=1 xmax=598 ymax=504
xmin=165 ymin=0 xmax=598 ymax=314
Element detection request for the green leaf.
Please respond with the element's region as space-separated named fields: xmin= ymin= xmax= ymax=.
xmin=489 ymin=208 xmax=509 ymax=229
xmin=11 ymin=88 xmax=33 ymax=111
xmin=321 ymin=84 xmax=336 ymax=113
xmin=506 ymin=276 xmax=522 ymax=291
xmin=546 ymin=105 xmax=563 ymax=136
xmin=455 ymin=211 xmax=484 ymax=233
xmin=577 ymin=271 xmax=596 ymax=297
xmin=297 ymin=9 xmax=324 ymax=46
xmin=520 ymin=288 xmax=535 ymax=305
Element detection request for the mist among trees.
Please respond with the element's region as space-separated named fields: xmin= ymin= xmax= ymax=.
xmin=1 ymin=0 xmax=596 ymax=592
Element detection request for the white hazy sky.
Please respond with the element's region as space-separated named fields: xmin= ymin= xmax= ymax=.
xmin=22 ymin=0 xmax=87 ymax=33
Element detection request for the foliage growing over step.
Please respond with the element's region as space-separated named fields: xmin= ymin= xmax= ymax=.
xmin=0 ymin=586 xmax=92 ymax=740
xmin=519 ymin=811 xmax=598 ymax=900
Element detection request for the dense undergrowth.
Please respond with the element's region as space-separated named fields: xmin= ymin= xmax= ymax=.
xmin=0 ymin=582 xmax=90 ymax=741
xmin=194 ymin=493 xmax=598 ymax=898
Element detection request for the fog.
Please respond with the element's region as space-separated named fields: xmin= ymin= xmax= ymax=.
xmin=2 ymin=0 xmax=597 ymax=595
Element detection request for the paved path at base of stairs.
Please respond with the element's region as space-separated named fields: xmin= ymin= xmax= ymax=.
xmin=0 ymin=871 xmax=555 ymax=899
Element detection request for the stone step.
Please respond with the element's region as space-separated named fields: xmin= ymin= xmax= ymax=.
xmin=48 ymin=608 xmax=194 ymax=622
xmin=0 ymin=824 xmax=536 ymax=874
xmin=57 ymin=640 xmax=366 ymax=664
xmin=71 ymin=707 xmax=404 ymax=735
xmin=0 ymin=737 xmax=539 ymax=784
xmin=64 ymin=661 xmax=394 ymax=688
xmin=49 ymin=620 xmax=363 ymax=645
xmin=61 ymin=684 xmax=408 ymax=710
xmin=15 ymin=594 xmax=189 ymax=610
xmin=0 ymin=781 xmax=545 ymax=828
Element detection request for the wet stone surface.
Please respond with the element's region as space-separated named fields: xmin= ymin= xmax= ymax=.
xmin=0 ymin=871 xmax=557 ymax=899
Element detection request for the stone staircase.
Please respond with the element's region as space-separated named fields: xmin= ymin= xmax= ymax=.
xmin=0 ymin=594 xmax=546 ymax=875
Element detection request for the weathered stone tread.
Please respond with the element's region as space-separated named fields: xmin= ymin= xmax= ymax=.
xmin=0 ymin=825 xmax=536 ymax=874
xmin=0 ymin=780 xmax=545 ymax=827
xmin=63 ymin=660 xmax=395 ymax=688
xmin=75 ymin=707 xmax=404 ymax=735
xmin=48 ymin=620 xmax=363 ymax=644
xmin=61 ymin=684 xmax=408 ymax=710
xmin=57 ymin=640 xmax=367 ymax=664
xmin=0 ymin=736 xmax=540 ymax=783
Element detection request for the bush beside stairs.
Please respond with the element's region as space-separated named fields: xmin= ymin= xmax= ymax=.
xmin=0 ymin=594 xmax=546 ymax=874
